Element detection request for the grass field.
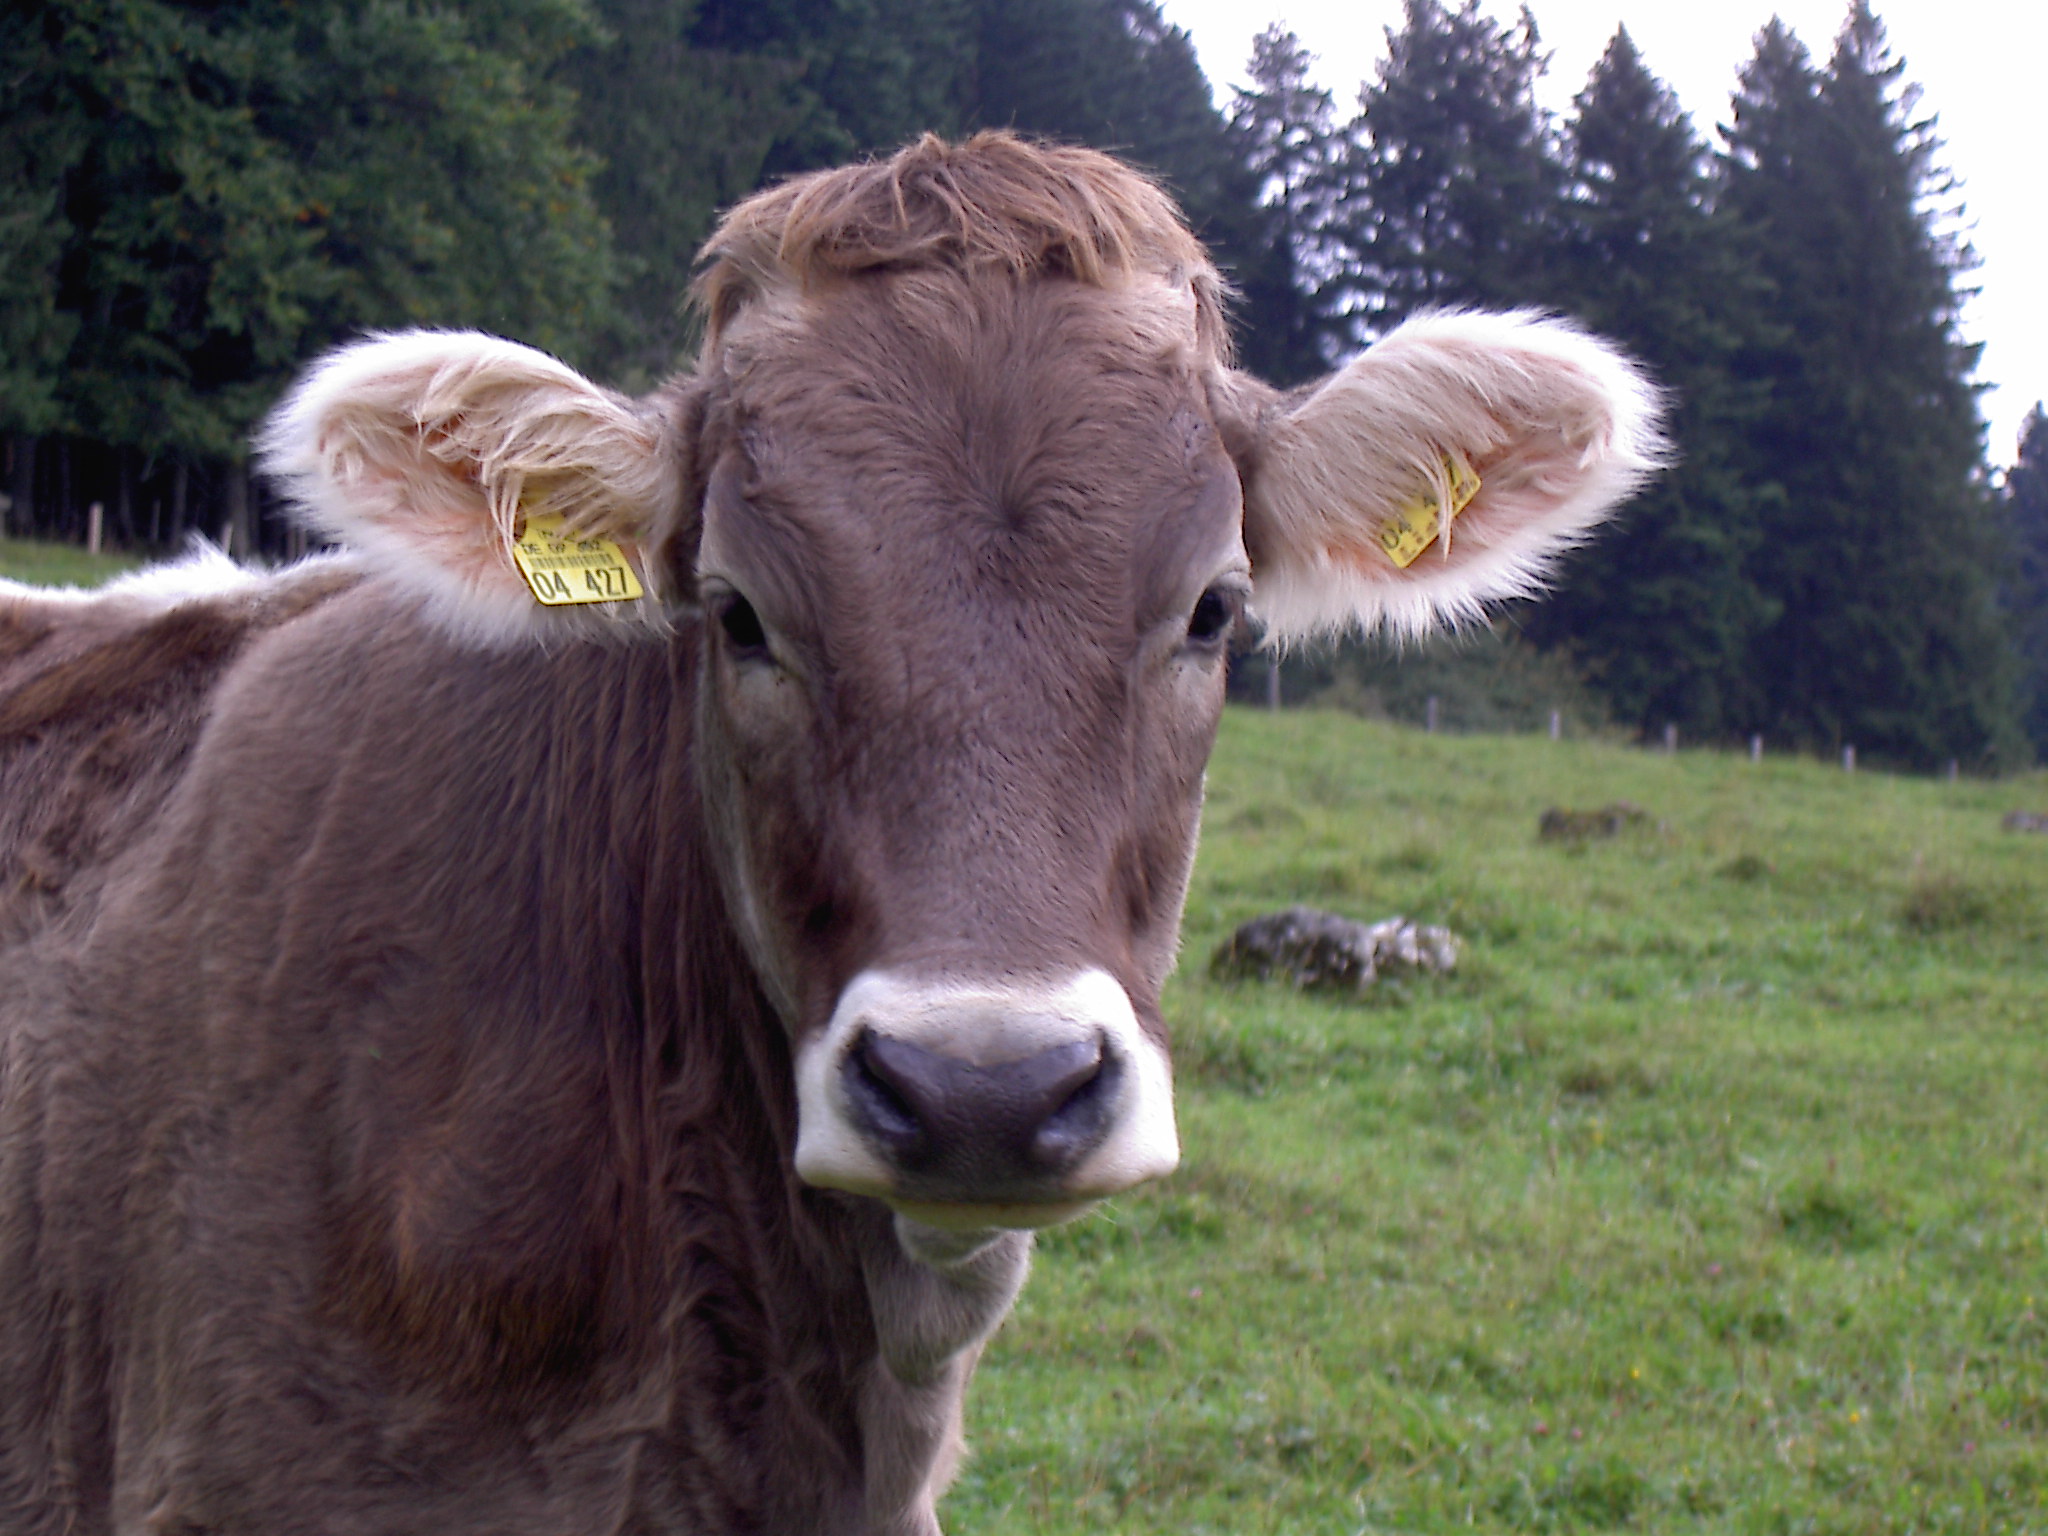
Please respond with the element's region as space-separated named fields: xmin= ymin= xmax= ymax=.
xmin=0 ymin=535 xmax=142 ymax=587
xmin=948 ymin=710 xmax=2047 ymax=1535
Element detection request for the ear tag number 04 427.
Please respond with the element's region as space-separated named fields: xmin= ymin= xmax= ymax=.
xmin=1379 ymin=456 xmax=1482 ymax=569
xmin=512 ymin=512 xmax=645 ymax=606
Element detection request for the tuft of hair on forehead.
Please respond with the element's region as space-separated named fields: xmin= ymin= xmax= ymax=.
xmin=693 ymin=131 xmax=1230 ymax=360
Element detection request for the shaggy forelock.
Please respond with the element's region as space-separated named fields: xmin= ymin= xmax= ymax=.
xmin=693 ymin=132 xmax=1230 ymax=362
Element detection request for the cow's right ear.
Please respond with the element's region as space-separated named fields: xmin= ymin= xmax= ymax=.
xmin=258 ymin=330 xmax=688 ymax=643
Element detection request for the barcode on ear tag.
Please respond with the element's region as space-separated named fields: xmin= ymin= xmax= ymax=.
xmin=1378 ymin=456 xmax=1482 ymax=569
xmin=512 ymin=513 xmax=645 ymax=605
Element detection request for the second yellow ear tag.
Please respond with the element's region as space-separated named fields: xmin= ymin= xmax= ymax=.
xmin=1378 ymin=456 xmax=1482 ymax=569
xmin=512 ymin=513 xmax=645 ymax=606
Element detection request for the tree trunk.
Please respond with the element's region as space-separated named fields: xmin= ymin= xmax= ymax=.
xmin=57 ymin=439 xmax=73 ymax=539
xmin=4 ymin=435 xmax=33 ymax=537
xmin=222 ymin=462 xmax=252 ymax=558
xmin=170 ymin=458 xmax=188 ymax=544
xmin=116 ymin=448 xmax=135 ymax=543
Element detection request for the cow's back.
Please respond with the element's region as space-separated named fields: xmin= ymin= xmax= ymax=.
xmin=0 ymin=555 xmax=359 ymax=947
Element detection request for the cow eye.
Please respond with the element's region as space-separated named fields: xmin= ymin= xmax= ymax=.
xmin=714 ymin=591 xmax=769 ymax=658
xmin=1185 ymin=585 xmax=1242 ymax=648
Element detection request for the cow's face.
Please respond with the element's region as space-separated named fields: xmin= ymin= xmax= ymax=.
xmin=260 ymin=145 xmax=1659 ymax=1238
xmin=684 ymin=275 xmax=1240 ymax=1224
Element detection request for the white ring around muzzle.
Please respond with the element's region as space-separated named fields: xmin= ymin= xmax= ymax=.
xmin=793 ymin=967 xmax=1179 ymax=1227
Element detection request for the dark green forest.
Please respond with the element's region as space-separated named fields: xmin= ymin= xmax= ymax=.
xmin=3 ymin=0 xmax=2037 ymax=768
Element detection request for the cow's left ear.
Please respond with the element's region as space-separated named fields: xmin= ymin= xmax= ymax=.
xmin=1215 ymin=310 xmax=1666 ymax=642
xmin=258 ymin=330 xmax=685 ymax=642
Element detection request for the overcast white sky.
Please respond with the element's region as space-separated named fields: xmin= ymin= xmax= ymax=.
xmin=1157 ymin=0 xmax=2047 ymax=467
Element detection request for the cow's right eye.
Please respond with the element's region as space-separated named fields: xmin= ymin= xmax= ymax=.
xmin=1185 ymin=584 xmax=1243 ymax=649
xmin=715 ymin=592 xmax=769 ymax=658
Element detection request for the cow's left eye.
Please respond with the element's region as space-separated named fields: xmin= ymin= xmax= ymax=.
xmin=1185 ymin=585 xmax=1242 ymax=648
xmin=713 ymin=590 xmax=770 ymax=660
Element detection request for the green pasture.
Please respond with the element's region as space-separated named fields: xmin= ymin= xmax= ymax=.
xmin=950 ymin=710 xmax=2046 ymax=1535
xmin=0 ymin=535 xmax=141 ymax=588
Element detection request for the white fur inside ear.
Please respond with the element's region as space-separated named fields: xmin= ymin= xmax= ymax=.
xmin=1243 ymin=310 xmax=1667 ymax=643
xmin=256 ymin=330 xmax=678 ymax=645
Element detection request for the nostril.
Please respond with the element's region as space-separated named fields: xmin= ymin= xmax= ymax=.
xmin=844 ymin=1030 xmax=923 ymax=1157
xmin=1030 ymin=1046 xmax=1121 ymax=1170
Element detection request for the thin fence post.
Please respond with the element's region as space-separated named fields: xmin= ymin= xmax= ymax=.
xmin=1266 ymin=654 xmax=1280 ymax=712
xmin=1750 ymin=734 xmax=1763 ymax=763
xmin=1548 ymin=709 xmax=1561 ymax=741
xmin=1946 ymin=759 xmax=1959 ymax=782
xmin=1662 ymin=723 xmax=1678 ymax=754
xmin=1843 ymin=745 xmax=1856 ymax=773
xmin=86 ymin=500 xmax=103 ymax=555
xmin=1425 ymin=695 xmax=1439 ymax=734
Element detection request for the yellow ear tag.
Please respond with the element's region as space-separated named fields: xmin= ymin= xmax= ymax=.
xmin=512 ymin=512 xmax=645 ymax=606
xmin=1378 ymin=456 xmax=1482 ymax=569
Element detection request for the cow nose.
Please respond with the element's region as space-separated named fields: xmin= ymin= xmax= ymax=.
xmin=842 ymin=1029 xmax=1118 ymax=1180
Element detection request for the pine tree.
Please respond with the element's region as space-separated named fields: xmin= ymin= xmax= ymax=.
xmin=2003 ymin=406 xmax=2048 ymax=756
xmin=1524 ymin=27 xmax=1775 ymax=739
xmin=1228 ymin=26 xmax=1344 ymax=386
xmin=0 ymin=7 xmax=79 ymax=447
xmin=566 ymin=1 xmax=809 ymax=384
xmin=1334 ymin=0 xmax=1563 ymax=342
xmin=18 ymin=0 xmax=615 ymax=468
xmin=687 ymin=0 xmax=974 ymax=177
xmin=972 ymin=0 xmax=1261 ymax=315
xmin=1721 ymin=6 xmax=2020 ymax=766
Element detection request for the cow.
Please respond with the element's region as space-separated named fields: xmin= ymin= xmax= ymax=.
xmin=0 ymin=133 xmax=1660 ymax=1534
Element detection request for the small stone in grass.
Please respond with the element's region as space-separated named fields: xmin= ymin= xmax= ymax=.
xmin=1211 ymin=906 xmax=1458 ymax=993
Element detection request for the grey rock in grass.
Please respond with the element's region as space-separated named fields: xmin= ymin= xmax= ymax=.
xmin=1538 ymin=801 xmax=1653 ymax=843
xmin=2001 ymin=810 xmax=2048 ymax=833
xmin=1212 ymin=906 xmax=1458 ymax=994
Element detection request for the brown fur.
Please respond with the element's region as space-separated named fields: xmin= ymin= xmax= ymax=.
xmin=0 ymin=133 xmax=1652 ymax=1535
xmin=0 ymin=563 xmax=358 ymax=944
xmin=694 ymin=130 xmax=1231 ymax=363
xmin=0 ymin=135 xmax=1237 ymax=1536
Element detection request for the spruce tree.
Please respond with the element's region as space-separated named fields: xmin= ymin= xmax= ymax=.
xmin=1525 ymin=28 xmax=1775 ymax=739
xmin=566 ymin=1 xmax=810 ymax=384
xmin=1334 ymin=0 xmax=1563 ymax=342
xmin=0 ymin=7 xmax=78 ymax=447
xmin=20 ymin=0 xmax=615 ymax=467
xmin=686 ymin=0 xmax=974 ymax=177
xmin=2003 ymin=406 xmax=2048 ymax=756
xmin=1228 ymin=26 xmax=1344 ymax=386
xmin=1722 ymin=6 xmax=2020 ymax=766
xmin=972 ymin=0 xmax=1260 ymax=315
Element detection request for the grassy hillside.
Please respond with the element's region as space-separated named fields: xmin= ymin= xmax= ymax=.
xmin=0 ymin=535 xmax=142 ymax=587
xmin=950 ymin=709 xmax=2047 ymax=1535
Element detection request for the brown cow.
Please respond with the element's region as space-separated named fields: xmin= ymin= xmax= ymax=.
xmin=0 ymin=134 xmax=1659 ymax=1534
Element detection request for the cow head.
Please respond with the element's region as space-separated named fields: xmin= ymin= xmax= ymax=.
xmin=261 ymin=134 xmax=1660 ymax=1236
